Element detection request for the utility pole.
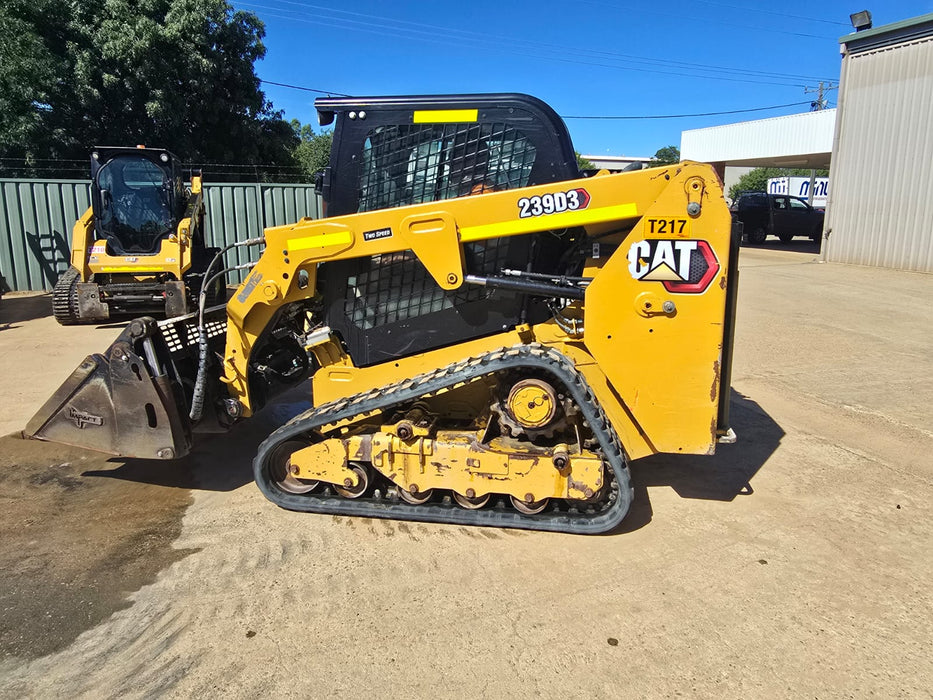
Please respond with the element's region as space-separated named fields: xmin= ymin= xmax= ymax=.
xmin=802 ymin=82 xmax=836 ymax=205
xmin=805 ymin=81 xmax=835 ymax=112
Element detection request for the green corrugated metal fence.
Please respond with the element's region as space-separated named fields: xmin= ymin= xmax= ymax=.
xmin=0 ymin=179 xmax=321 ymax=291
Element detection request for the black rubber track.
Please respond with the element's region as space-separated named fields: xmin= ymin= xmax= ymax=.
xmin=253 ymin=344 xmax=634 ymax=534
xmin=51 ymin=266 xmax=80 ymax=325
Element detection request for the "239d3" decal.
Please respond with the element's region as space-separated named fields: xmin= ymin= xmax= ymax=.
xmin=518 ymin=188 xmax=590 ymax=218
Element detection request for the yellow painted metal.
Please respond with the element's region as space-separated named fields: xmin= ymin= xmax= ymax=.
xmin=459 ymin=201 xmax=638 ymax=241
xmin=311 ymin=325 xmax=653 ymax=460
xmin=507 ymin=380 xmax=556 ymax=428
xmin=70 ymin=208 xmax=95 ymax=276
xmin=287 ymin=224 xmax=354 ymax=253
xmin=221 ymin=163 xmax=734 ymax=461
xmin=291 ymin=429 xmax=604 ymax=501
xmin=412 ymin=109 xmax=478 ymax=123
xmin=584 ymin=170 xmax=732 ymax=454
xmin=288 ymin=441 xmax=360 ymax=487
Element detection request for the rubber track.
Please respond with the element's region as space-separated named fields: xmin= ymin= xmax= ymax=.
xmin=51 ymin=266 xmax=80 ymax=325
xmin=253 ymin=344 xmax=634 ymax=534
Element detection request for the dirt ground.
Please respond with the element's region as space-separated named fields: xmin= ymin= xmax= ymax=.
xmin=0 ymin=243 xmax=931 ymax=698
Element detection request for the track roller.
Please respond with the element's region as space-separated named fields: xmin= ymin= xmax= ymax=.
xmin=453 ymin=491 xmax=491 ymax=510
xmin=398 ymin=486 xmax=434 ymax=505
xmin=334 ymin=462 xmax=370 ymax=499
xmin=510 ymin=495 xmax=550 ymax=515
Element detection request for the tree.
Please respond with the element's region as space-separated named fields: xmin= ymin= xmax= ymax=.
xmin=0 ymin=0 xmax=296 ymax=169
xmin=291 ymin=121 xmax=333 ymax=179
xmin=650 ymin=145 xmax=680 ymax=166
xmin=728 ymin=167 xmax=829 ymax=202
xmin=0 ymin=0 xmax=63 ymax=159
xmin=575 ymin=152 xmax=595 ymax=171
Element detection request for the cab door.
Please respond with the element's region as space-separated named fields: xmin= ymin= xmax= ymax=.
xmin=770 ymin=195 xmax=791 ymax=236
xmin=786 ymin=197 xmax=815 ymax=237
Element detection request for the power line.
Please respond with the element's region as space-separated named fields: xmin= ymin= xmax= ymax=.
xmin=240 ymin=9 xmax=809 ymax=88
xmin=259 ymin=79 xmax=350 ymax=96
xmin=575 ymin=0 xmax=840 ymax=39
xmin=690 ymin=0 xmax=849 ymax=26
xmin=562 ymin=100 xmax=814 ymax=119
xmin=248 ymin=0 xmax=833 ymax=82
xmin=236 ymin=0 xmax=836 ymax=86
xmin=253 ymin=77 xmax=820 ymax=121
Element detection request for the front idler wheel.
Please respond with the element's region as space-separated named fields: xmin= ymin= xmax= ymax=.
xmin=269 ymin=439 xmax=319 ymax=495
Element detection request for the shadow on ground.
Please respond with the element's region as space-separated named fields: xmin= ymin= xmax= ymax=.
xmin=0 ymin=387 xmax=780 ymax=660
xmin=0 ymin=293 xmax=53 ymax=328
xmin=73 ymin=386 xmax=782 ymax=540
xmin=614 ymin=390 xmax=784 ymax=534
xmin=81 ymin=389 xmax=313 ymax=492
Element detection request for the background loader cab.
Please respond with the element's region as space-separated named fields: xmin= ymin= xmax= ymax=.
xmin=52 ymin=146 xmax=220 ymax=324
xmin=93 ymin=149 xmax=180 ymax=254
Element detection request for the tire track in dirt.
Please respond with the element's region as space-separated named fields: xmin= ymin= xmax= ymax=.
xmin=0 ymin=476 xmax=533 ymax=698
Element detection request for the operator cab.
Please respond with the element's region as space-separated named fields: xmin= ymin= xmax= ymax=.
xmin=90 ymin=146 xmax=185 ymax=255
xmin=311 ymin=94 xmax=584 ymax=366
xmin=315 ymin=93 xmax=579 ymax=216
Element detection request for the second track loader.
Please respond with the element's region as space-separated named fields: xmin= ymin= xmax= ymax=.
xmin=52 ymin=147 xmax=223 ymax=324
xmin=27 ymin=94 xmax=739 ymax=534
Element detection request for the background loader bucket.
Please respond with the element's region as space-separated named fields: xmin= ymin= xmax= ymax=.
xmin=24 ymin=318 xmax=192 ymax=460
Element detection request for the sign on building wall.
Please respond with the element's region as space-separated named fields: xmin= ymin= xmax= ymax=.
xmin=767 ymin=176 xmax=829 ymax=208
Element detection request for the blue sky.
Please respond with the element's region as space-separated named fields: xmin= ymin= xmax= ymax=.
xmin=234 ymin=0 xmax=933 ymax=157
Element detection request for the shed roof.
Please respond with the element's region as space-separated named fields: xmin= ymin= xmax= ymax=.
xmin=680 ymin=109 xmax=835 ymax=169
xmin=840 ymin=12 xmax=933 ymax=53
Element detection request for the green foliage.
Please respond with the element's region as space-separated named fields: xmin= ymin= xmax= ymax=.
xmin=575 ymin=152 xmax=596 ymax=171
xmin=0 ymin=0 xmax=297 ymax=169
xmin=291 ymin=120 xmax=333 ymax=179
xmin=650 ymin=145 xmax=680 ymax=166
xmin=728 ymin=167 xmax=829 ymax=202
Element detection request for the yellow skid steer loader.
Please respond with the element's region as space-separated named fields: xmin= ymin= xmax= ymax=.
xmin=52 ymin=146 xmax=222 ymax=324
xmin=27 ymin=94 xmax=739 ymax=534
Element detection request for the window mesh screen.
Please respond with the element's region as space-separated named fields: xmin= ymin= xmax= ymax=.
xmin=358 ymin=123 xmax=536 ymax=212
xmin=337 ymin=121 xmax=539 ymax=331
xmin=343 ymin=239 xmax=513 ymax=330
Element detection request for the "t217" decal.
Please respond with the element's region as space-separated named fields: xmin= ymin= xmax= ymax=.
xmin=646 ymin=217 xmax=689 ymax=235
xmin=518 ymin=188 xmax=590 ymax=218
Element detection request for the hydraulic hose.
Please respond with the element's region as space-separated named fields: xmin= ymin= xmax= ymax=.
xmin=188 ymin=237 xmax=264 ymax=422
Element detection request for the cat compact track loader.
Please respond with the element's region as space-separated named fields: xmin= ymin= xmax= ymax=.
xmin=52 ymin=147 xmax=222 ymax=324
xmin=27 ymin=94 xmax=740 ymax=534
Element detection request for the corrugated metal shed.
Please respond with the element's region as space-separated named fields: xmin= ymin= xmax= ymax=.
xmin=203 ymin=183 xmax=321 ymax=283
xmin=0 ymin=180 xmax=320 ymax=291
xmin=0 ymin=179 xmax=90 ymax=292
xmin=824 ymin=13 xmax=933 ymax=272
xmin=681 ymin=110 xmax=835 ymax=168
